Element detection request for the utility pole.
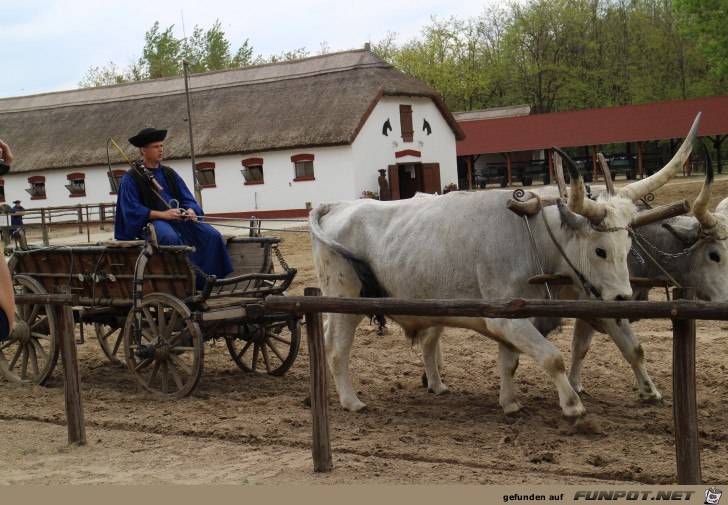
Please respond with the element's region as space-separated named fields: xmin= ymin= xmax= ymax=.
xmin=182 ymin=59 xmax=203 ymax=207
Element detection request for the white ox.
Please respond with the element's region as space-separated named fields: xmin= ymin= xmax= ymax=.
xmin=309 ymin=115 xmax=699 ymax=418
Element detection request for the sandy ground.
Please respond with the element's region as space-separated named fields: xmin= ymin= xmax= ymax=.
xmin=0 ymin=174 xmax=726 ymax=486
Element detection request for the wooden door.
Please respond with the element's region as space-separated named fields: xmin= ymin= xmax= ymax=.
xmin=421 ymin=163 xmax=441 ymax=194
xmin=387 ymin=165 xmax=400 ymax=200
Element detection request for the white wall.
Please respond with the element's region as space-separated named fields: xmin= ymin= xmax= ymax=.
xmin=3 ymin=96 xmax=460 ymax=215
xmin=174 ymin=146 xmax=356 ymax=215
xmin=352 ymin=96 xmax=458 ymax=196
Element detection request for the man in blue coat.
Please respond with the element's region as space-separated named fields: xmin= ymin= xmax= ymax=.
xmin=114 ymin=127 xmax=233 ymax=287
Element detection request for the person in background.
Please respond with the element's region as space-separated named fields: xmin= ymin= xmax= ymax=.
xmin=0 ymin=138 xmax=16 ymax=341
xmin=10 ymin=199 xmax=25 ymax=239
xmin=378 ymin=169 xmax=391 ymax=201
xmin=114 ymin=127 xmax=233 ymax=286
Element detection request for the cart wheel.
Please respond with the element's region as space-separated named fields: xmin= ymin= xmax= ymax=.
xmin=122 ymin=293 xmax=203 ymax=397
xmin=0 ymin=275 xmax=59 ymax=384
xmin=226 ymin=317 xmax=301 ymax=376
xmin=95 ymin=323 xmax=124 ymax=365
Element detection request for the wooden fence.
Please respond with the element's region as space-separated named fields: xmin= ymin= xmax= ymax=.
xmin=265 ymin=287 xmax=728 ymax=484
xmin=14 ymin=286 xmax=726 ymax=483
xmin=1 ymin=202 xmax=115 ymax=248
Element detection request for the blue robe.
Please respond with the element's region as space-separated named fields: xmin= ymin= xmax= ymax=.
xmin=114 ymin=165 xmax=233 ymax=285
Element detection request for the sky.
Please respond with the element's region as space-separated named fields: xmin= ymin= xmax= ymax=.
xmin=0 ymin=0 xmax=497 ymax=99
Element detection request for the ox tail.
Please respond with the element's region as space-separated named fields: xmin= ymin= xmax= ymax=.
xmin=309 ymin=203 xmax=388 ymax=327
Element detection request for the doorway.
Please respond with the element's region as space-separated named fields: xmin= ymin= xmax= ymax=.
xmin=387 ymin=162 xmax=441 ymax=200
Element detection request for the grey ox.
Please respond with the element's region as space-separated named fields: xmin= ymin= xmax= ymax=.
xmin=309 ymin=115 xmax=699 ymax=418
xmin=417 ymin=149 xmax=727 ymax=405
xmin=568 ymin=159 xmax=728 ymax=400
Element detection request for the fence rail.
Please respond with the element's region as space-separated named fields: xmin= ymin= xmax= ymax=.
xmin=266 ymin=288 xmax=712 ymax=483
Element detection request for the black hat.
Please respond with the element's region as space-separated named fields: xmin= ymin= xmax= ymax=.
xmin=12 ymin=199 xmax=21 ymax=204
xmin=378 ymin=169 xmax=386 ymax=173
xmin=129 ymin=127 xmax=167 ymax=148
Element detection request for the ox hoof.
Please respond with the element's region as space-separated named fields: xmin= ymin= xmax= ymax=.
xmin=342 ymin=399 xmax=368 ymax=412
xmin=421 ymin=372 xmax=428 ymax=388
xmin=428 ymin=385 xmax=450 ymax=396
xmin=639 ymin=394 xmax=663 ymax=405
xmin=505 ymin=407 xmax=531 ymax=419
xmin=577 ymin=389 xmax=592 ymax=399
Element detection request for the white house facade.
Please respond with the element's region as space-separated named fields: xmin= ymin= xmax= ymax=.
xmin=0 ymin=48 xmax=463 ymax=220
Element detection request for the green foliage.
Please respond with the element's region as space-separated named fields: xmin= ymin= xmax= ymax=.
xmin=78 ymin=19 xmax=258 ymax=87
xmin=673 ymin=0 xmax=728 ymax=79
xmin=79 ymin=1 xmax=725 ymax=115
xmin=372 ymin=0 xmax=724 ymax=113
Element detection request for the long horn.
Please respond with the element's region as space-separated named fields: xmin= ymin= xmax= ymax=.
xmin=554 ymin=146 xmax=606 ymax=223
xmin=693 ymin=141 xmax=717 ymax=230
xmin=596 ymin=152 xmax=616 ymax=195
xmin=618 ymin=112 xmax=701 ymax=202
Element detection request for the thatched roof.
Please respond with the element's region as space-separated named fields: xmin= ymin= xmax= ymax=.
xmin=1 ymin=49 xmax=464 ymax=173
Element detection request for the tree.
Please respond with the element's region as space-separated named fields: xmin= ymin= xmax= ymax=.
xmin=142 ymin=21 xmax=183 ymax=79
xmin=673 ymin=0 xmax=728 ymax=79
xmin=79 ymin=20 xmax=258 ymax=87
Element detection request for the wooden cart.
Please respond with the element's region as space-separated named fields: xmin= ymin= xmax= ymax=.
xmin=1 ymin=235 xmax=300 ymax=397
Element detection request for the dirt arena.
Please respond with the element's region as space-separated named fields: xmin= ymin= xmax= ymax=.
xmin=0 ymin=175 xmax=726 ymax=485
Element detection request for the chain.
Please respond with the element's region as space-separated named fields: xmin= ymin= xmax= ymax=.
xmin=181 ymin=249 xmax=214 ymax=284
xmin=272 ymin=243 xmax=292 ymax=273
xmin=631 ymin=231 xmax=695 ymax=264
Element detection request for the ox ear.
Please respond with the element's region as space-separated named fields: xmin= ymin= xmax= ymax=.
xmin=557 ymin=198 xmax=588 ymax=231
xmin=661 ymin=221 xmax=699 ymax=246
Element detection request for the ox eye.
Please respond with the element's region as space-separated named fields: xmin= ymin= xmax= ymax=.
xmin=595 ymin=248 xmax=607 ymax=259
xmin=709 ymin=251 xmax=721 ymax=263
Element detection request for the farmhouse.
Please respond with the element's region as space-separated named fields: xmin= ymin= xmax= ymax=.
xmin=0 ymin=47 xmax=464 ymax=217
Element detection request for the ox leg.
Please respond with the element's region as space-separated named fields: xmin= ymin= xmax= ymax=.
xmin=324 ymin=312 xmax=368 ymax=412
xmin=569 ymin=319 xmax=596 ymax=397
xmin=489 ymin=319 xmax=585 ymax=418
xmin=497 ymin=344 xmax=523 ymax=415
xmin=598 ymin=319 xmax=662 ymax=401
xmin=417 ymin=327 xmax=448 ymax=395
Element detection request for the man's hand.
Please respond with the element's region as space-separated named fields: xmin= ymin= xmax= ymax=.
xmin=151 ymin=207 xmax=198 ymax=222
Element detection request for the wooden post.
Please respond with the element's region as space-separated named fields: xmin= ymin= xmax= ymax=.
xmin=55 ymin=286 xmax=86 ymax=446
xmin=85 ymin=206 xmax=91 ymax=243
xmin=305 ymin=287 xmax=333 ymax=472
xmin=41 ymin=225 xmax=49 ymax=246
xmin=506 ymin=152 xmax=512 ymax=188
xmin=671 ymin=287 xmax=700 ymax=484
xmin=77 ymin=205 xmax=83 ymax=234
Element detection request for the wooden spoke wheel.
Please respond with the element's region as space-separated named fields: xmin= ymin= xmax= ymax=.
xmin=123 ymin=293 xmax=203 ymax=398
xmin=226 ymin=317 xmax=301 ymax=376
xmin=95 ymin=323 xmax=125 ymax=365
xmin=0 ymin=274 xmax=59 ymax=384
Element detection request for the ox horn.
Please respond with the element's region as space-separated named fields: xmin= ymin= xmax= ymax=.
xmin=618 ymin=112 xmax=701 ymax=202
xmin=692 ymin=142 xmax=718 ymax=230
xmin=553 ymin=146 xmax=606 ymax=223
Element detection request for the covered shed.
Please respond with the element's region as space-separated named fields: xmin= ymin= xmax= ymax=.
xmin=455 ymin=96 xmax=728 ymax=188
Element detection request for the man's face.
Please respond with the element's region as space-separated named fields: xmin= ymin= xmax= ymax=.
xmin=140 ymin=141 xmax=164 ymax=166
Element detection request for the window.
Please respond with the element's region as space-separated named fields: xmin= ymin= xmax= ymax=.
xmin=26 ymin=176 xmax=46 ymax=200
xmin=241 ymin=158 xmax=264 ymax=185
xmin=0 ymin=179 xmax=5 ymax=203
xmin=291 ymin=154 xmax=315 ymax=181
xmin=195 ymin=162 xmax=216 ymax=188
xmin=65 ymin=172 xmax=86 ymax=197
xmin=399 ymin=104 xmax=414 ymax=142
xmin=108 ymin=169 xmax=125 ymax=194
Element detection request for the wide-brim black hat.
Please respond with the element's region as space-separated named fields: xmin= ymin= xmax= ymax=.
xmin=12 ymin=200 xmax=21 ymax=204
xmin=129 ymin=127 xmax=167 ymax=148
